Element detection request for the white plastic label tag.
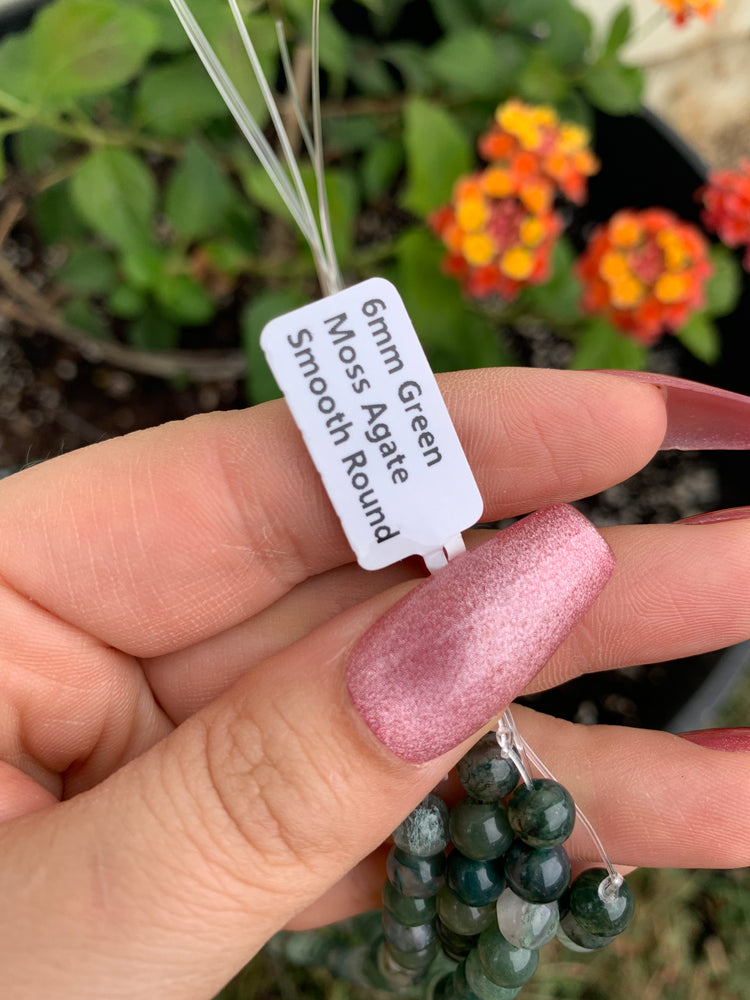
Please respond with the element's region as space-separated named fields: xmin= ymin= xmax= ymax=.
xmin=260 ymin=277 xmax=483 ymax=571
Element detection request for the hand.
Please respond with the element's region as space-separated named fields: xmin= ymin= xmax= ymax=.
xmin=1 ymin=368 xmax=749 ymax=1000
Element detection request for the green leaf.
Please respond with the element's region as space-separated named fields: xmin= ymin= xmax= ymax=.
xmin=581 ymin=56 xmax=643 ymax=115
xmin=121 ymin=246 xmax=169 ymax=291
xmin=569 ymin=317 xmax=649 ymax=370
xmin=705 ymin=244 xmax=742 ymax=317
xmin=12 ymin=127 xmax=64 ymax=176
xmin=70 ymin=148 xmax=156 ymax=254
xmin=153 ymin=272 xmax=215 ymax=326
xmin=519 ymin=49 xmax=570 ymax=104
xmin=127 ymin=307 xmax=180 ymax=351
xmin=349 ymin=51 xmax=397 ymax=98
xmin=401 ymin=98 xmax=472 ymax=218
xmin=108 ymin=284 xmax=147 ymax=320
xmin=0 ymin=33 xmax=32 ymax=103
xmin=165 ymin=140 xmax=235 ymax=241
xmin=429 ymin=30 xmax=529 ymax=99
xmin=605 ymin=5 xmax=632 ymax=56
xmin=677 ymin=312 xmax=721 ymax=364
xmin=431 ymin=0 xmax=475 ymax=31
xmin=134 ymin=56 xmax=227 ymax=138
xmin=57 ymin=246 xmax=117 ymax=295
xmin=241 ymin=289 xmax=306 ymax=402
xmin=31 ymin=181 xmax=88 ymax=244
xmin=61 ymin=297 xmax=110 ymax=339
xmin=519 ymin=239 xmax=583 ymax=326
xmin=502 ymin=0 xmax=558 ymax=28
xmin=28 ymin=0 xmax=159 ymax=102
xmin=382 ymin=42 xmax=435 ymax=92
xmin=362 ymin=138 xmax=404 ymax=203
xmin=124 ymin=0 xmax=193 ymax=53
xmin=544 ymin=6 xmax=592 ymax=69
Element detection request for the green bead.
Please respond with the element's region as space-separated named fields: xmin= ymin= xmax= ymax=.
xmin=393 ymin=793 xmax=450 ymax=857
xmin=387 ymin=846 xmax=444 ymax=898
xmin=439 ymin=964 xmax=481 ymax=1000
xmin=477 ymin=923 xmax=539 ymax=989
xmin=383 ymin=936 xmax=440 ymax=971
xmin=457 ymin=733 xmax=520 ymax=802
xmin=557 ymin=911 xmax=615 ymax=952
xmin=382 ymin=880 xmax=437 ymax=925
xmin=507 ymin=779 xmax=575 ymax=847
xmin=436 ymin=918 xmax=478 ymax=961
xmin=465 ymin=950 xmax=522 ymax=1000
xmin=568 ymin=868 xmax=635 ymax=937
xmin=503 ymin=840 xmax=570 ymax=903
xmin=376 ymin=939 xmax=432 ymax=987
xmin=446 ymin=851 xmax=506 ymax=906
xmin=382 ymin=910 xmax=436 ymax=953
xmin=436 ymin=886 xmax=497 ymax=936
xmin=449 ymin=800 xmax=514 ymax=861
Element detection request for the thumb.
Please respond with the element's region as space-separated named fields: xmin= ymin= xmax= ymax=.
xmin=0 ymin=505 xmax=613 ymax=1000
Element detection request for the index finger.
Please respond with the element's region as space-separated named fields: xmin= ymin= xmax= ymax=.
xmin=0 ymin=369 xmax=665 ymax=656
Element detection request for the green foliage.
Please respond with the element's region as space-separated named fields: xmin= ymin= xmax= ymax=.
xmin=1 ymin=0 xmax=741 ymax=394
xmin=401 ymin=98 xmax=472 ymax=217
xmin=677 ymin=312 xmax=722 ymax=364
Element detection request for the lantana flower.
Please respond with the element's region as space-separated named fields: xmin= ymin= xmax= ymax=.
xmin=576 ymin=209 xmax=712 ymax=344
xmin=655 ymin=0 xmax=723 ymax=26
xmin=430 ymin=100 xmax=597 ymax=301
xmin=699 ymin=160 xmax=750 ymax=271
xmin=478 ymin=99 xmax=600 ymax=205
xmin=430 ymin=172 xmax=562 ymax=300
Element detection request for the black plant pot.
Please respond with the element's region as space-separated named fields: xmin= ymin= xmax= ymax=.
xmin=517 ymin=108 xmax=750 ymax=734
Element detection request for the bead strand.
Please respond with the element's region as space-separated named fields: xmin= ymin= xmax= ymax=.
xmin=378 ymin=730 xmax=635 ymax=997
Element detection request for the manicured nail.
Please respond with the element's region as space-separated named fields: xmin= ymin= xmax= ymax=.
xmin=679 ymin=728 xmax=750 ymax=752
xmin=676 ymin=506 xmax=750 ymax=525
xmin=347 ymin=504 xmax=615 ymax=764
xmin=592 ymin=371 xmax=750 ymax=450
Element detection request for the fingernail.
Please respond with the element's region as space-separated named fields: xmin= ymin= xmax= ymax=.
xmin=676 ymin=506 xmax=750 ymax=525
xmin=592 ymin=371 xmax=750 ymax=450
xmin=347 ymin=504 xmax=615 ymax=764
xmin=679 ymin=728 xmax=750 ymax=752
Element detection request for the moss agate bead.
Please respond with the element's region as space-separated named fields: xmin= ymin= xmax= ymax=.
xmin=446 ymin=851 xmax=506 ymax=906
xmin=393 ymin=793 xmax=450 ymax=857
xmin=465 ymin=950 xmax=522 ymax=1000
xmin=477 ymin=923 xmax=539 ymax=989
xmin=507 ymin=778 xmax=575 ymax=847
xmin=436 ymin=885 xmax=496 ymax=936
xmin=568 ymin=868 xmax=635 ymax=937
xmin=495 ymin=887 xmax=559 ymax=949
xmin=438 ymin=963 xmax=481 ymax=1000
xmin=504 ymin=839 xmax=570 ymax=903
xmin=382 ymin=910 xmax=436 ymax=954
xmin=457 ymin=733 xmax=520 ymax=802
xmin=557 ymin=911 xmax=615 ymax=952
xmin=449 ymin=800 xmax=514 ymax=861
xmin=387 ymin=845 xmax=445 ymax=898
xmin=382 ymin=880 xmax=437 ymax=925
xmin=436 ymin=918 xmax=478 ymax=961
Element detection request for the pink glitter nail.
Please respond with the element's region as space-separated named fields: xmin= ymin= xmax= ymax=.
xmin=679 ymin=728 xmax=750 ymax=752
xmin=347 ymin=504 xmax=615 ymax=763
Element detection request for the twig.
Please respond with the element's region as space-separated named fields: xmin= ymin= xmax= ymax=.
xmin=0 ymin=198 xmax=24 ymax=250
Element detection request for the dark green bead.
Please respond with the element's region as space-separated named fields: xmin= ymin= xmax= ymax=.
xmin=465 ymin=950 xmax=522 ymax=1000
xmin=393 ymin=793 xmax=450 ymax=857
xmin=438 ymin=964 xmax=481 ymax=1000
xmin=382 ymin=880 xmax=437 ymax=925
xmin=382 ymin=910 xmax=436 ymax=953
xmin=558 ymin=911 xmax=615 ymax=951
xmin=477 ymin=923 xmax=539 ymax=989
xmin=446 ymin=851 xmax=506 ymax=906
xmin=436 ymin=918 xmax=478 ymax=961
xmin=376 ymin=939 xmax=432 ymax=987
xmin=387 ymin=845 xmax=445 ymax=898
xmin=383 ymin=936 xmax=440 ymax=971
xmin=449 ymin=800 xmax=514 ymax=861
xmin=507 ymin=779 xmax=575 ymax=847
xmin=504 ymin=839 xmax=570 ymax=903
xmin=436 ymin=886 xmax=496 ymax=936
xmin=457 ymin=733 xmax=520 ymax=802
xmin=568 ymin=868 xmax=635 ymax=937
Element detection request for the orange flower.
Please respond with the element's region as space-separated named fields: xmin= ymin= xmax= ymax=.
xmin=576 ymin=209 xmax=712 ymax=344
xmin=478 ymin=98 xmax=599 ymax=206
xmin=699 ymin=160 xmax=750 ymax=271
xmin=655 ymin=0 xmax=722 ymax=26
xmin=430 ymin=169 xmax=562 ymax=302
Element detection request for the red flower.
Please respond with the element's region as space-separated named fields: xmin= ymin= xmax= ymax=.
xmin=699 ymin=160 xmax=750 ymax=271
xmin=430 ymin=171 xmax=562 ymax=302
xmin=576 ymin=209 xmax=712 ymax=344
xmin=655 ymin=0 xmax=722 ymax=26
xmin=478 ymin=99 xmax=599 ymax=206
